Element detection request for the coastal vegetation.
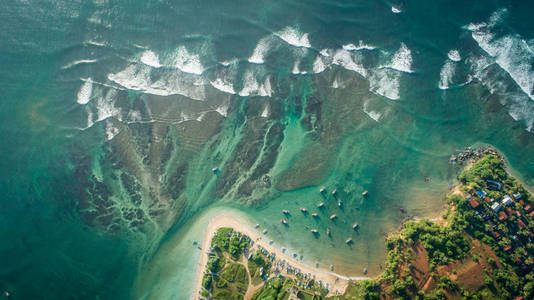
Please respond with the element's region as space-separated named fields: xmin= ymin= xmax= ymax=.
xmin=197 ymin=150 xmax=534 ymax=299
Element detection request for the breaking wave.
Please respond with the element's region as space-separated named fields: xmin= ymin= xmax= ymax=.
xmin=274 ymin=26 xmax=311 ymax=48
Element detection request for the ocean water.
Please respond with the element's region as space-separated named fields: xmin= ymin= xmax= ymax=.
xmin=1 ymin=0 xmax=534 ymax=299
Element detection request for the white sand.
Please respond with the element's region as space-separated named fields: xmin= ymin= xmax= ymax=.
xmin=192 ymin=212 xmax=369 ymax=299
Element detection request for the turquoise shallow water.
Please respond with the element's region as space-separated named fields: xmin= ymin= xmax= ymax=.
xmin=1 ymin=0 xmax=534 ymax=299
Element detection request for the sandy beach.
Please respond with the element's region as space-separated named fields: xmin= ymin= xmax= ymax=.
xmin=192 ymin=212 xmax=369 ymax=299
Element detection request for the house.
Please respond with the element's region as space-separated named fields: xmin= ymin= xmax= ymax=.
xmin=520 ymin=199 xmax=525 ymax=206
xmin=503 ymin=245 xmax=512 ymax=252
xmin=518 ymin=219 xmax=526 ymax=229
xmin=502 ymin=195 xmax=513 ymax=206
xmin=506 ymin=207 xmax=514 ymax=216
xmin=469 ymin=198 xmax=480 ymax=209
xmin=513 ymin=192 xmax=522 ymax=200
xmin=486 ymin=180 xmax=503 ymax=191
xmin=484 ymin=196 xmax=492 ymax=204
xmin=498 ymin=211 xmax=508 ymax=221
xmin=530 ymin=210 xmax=534 ymax=218
xmin=476 ymin=190 xmax=488 ymax=198
xmin=492 ymin=232 xmax=501 ymax=239
xmin=491 ymin=202 xmax=501 ymax=212
xmin=525 ymin=204 xmax=532 ymax=212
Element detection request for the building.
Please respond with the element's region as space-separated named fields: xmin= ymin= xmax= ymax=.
xmin=518 ymin=219 xmax=526 ymax=229
xmin=498 ymin=211 xmax=508 ymax=221
xmin=525 ymin=204 xmax=532 ymax=212
xmin=502 ymin=195 xmax=513 ymax=206
xmin=469 ymin=198 xmax=480 ymax=209
xmin=476 ymin=190 xmax=488 ymax=198
xmin=484 ymin=196 xmax=492 ymax=204
xmin=491 ymin=202 xmax=501 ymax=212
xmin=513 ymin=192 xmax=522 ymax=200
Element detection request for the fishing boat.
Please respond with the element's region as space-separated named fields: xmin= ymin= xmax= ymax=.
xmin=332 ymin=189 xmax=338 ymax=196
xmin=317 ymin=202 xmax=325 ymax=208
xmin=282 ymin=209 xmax=289 ymax=214
xmin=362 ymin=190 xmax=369 ymax=197
xmin=311 ymin=229 xmax=318 ymax=233
xmin=326 ymin=228 xmax=331 ymax=236
xmin=300 ymin=207 xmax=307 ymax=213
xmin=312 ymin=213 xmax=319 ymax=217
xmin=353 ymin=223 xmax=359 ymax=230
xmin=254 ymin=224 xmax=260 ymax=228
xmin=281 ymin=219 xmax=288 ymax=225
xmin=330 ymin=264 xmax=334 ymax=271
xmin=212 ymin=167 xmax=219 ymax=174
xmin=338 ymin=200 xmax=343 ymax=207
xmin=363 ymin=268 xmax=368 ymax=275
xmin=263 ymin=229 xmax=268 ymax=234
xmin=329 ymin=214 xmax=337 ymax=220
xmin=320 ymin=187 xmax=326 ymax=194
xmin=346 ymin=238 xmax=353 ymax=244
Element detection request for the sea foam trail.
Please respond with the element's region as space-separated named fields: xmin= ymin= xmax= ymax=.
xmin=174 ymin=46 xmax=204 ymax=75
xmin=141 ymin=50 xmax=162 ymax=68
xmin=77 ymin=78 xmax=93 ymax=104
xmin=369 ymin=69 xmax=400 ymax=100
xmin=342 ymin=41 xmax=376 ymax=51
xmin=332 ymin=49 xmax=368 ymax=77
xmin=210 ymin=78 xmax=236 ymax=94
xmin=274 ymin=26 xmax=311 ymax=48
xmin=62 ymin=59 xmax=97 ymax=70
xmin=468 ymin=8 xmax=534 ymax=101
xmin=467 ymin=54 xmax=534 ymax=131
xmin=447 ymin=50 xmax=462 ymax=62
xmin=248 ymin=36 xmax=273 ymax=64
xmin=108 ymin=64 xmax=206 ymax=100
xmin=238 ymin=71 xmax=272 ymax=97
xmin=438 ymin=61 xmax=455 ymax=90
xmin=389 ymin=43 xmax=414 ymax=73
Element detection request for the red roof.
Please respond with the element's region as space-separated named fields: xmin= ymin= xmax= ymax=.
xmin=504 ymin=245 xmax=512 ymax=252
xmin=520 ymin=200 xmax=525 ymax=206
xmin=518 ymin=219 xmax=526 ymax=229
xmin=529 ymin=211 xmax=534 ymax=217
xmin=469 ymin=198 xmax=480 ymax=209
xmin=506 ymin=207 xmax=514 ymax=216
xmin=525 ymin=204 xmax=532 ymax=212
xmin=499 ymin=211 xmax=508 ymax=221
xmin=492 ymin=232 xmax=501 ymax=239
xmin=485 ymin=196 xmax=492 ymax=203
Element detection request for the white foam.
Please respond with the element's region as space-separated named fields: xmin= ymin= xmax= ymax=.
xmin=174 ymin=46 xmax=204 ymax=75
xmin=141 ymin=50 xmax=162 ymax=68
xmin=259 ymin=76 xmax=273 ymax=97
xmin=363 ymin=103 xmax=382 ymax=122
xmin=291 ymin=59 xmax=308 ymax=75
xmin=438 ymin=60 xmax=455 ymax=90
xmin=332 ymin=78 xmax=340 ymax=89
xmin=319 ymin=49 xmax=330 ymax=57
xmin=274 ymin=27 xmax=311 ymax=48
xmin=391 ymin=6 xmax=402 ymax=14
xmin=342 ymin=41 xmax=376 ymax=51
xmin=210 ymin=78 xmax=236 ymax=94
xmin=447 ymin=50 xmax=462 ymax=62
xmin=332 ymin=49 xmax=368 ymax=77
xmin=95 ymin=89 xmax=120 ymax=122
xmin=389 ymin=43 xmax=414 ymax=73
xmin=312 ymin=56 xmax=328 ymax=74
xmin=261 ymin=105 xmax=269 ymax=118
xmin=467 ymin=54 xmax=534 ymax=131
xmin=248 ymin=37 xmax=272 ymax=64
xmin=239 ymin=71 xmax=259 ymax=97
xmin=62 ymin=59 xmax=97 ymax=70
xmin=108 ymin=64 xmax=206 ymax=100
xmin=468 ymin=9 xmax=534 ymax=101
xmin=105 ymin=120 xmax=120 ymax=140
xmin=215 ymin=103 xmax=229 ymax=117
xmin=369 ymin=69 xmax=400 ymax=100
xmin=77 ymin=78 xmax=93 ymax=104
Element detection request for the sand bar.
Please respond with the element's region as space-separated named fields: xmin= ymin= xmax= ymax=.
xmin=192 ymin=212 xmax=369 ymax=299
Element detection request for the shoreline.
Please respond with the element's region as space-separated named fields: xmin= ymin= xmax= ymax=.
xmin=191 ymin=212 xmax=370 ymax=299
